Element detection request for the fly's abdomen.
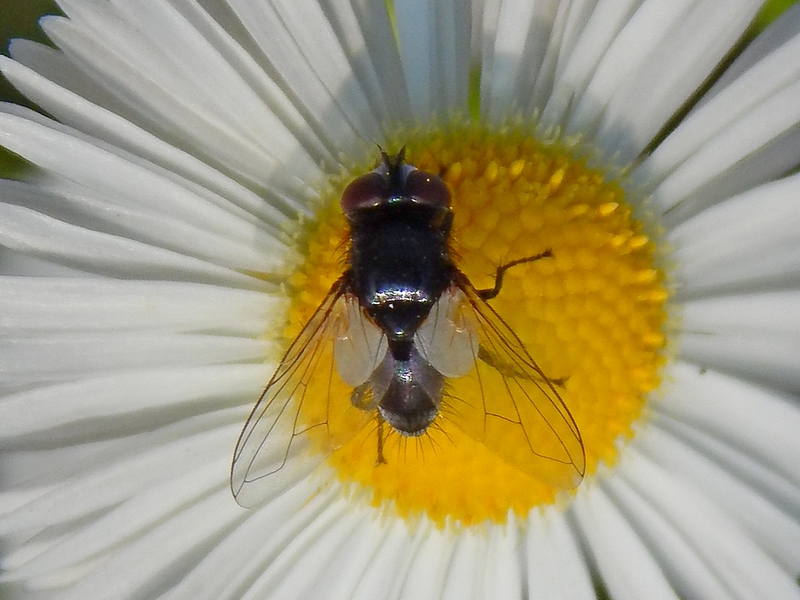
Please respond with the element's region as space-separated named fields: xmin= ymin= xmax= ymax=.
xmin=373 ymin=344 xmax=444 ymax=436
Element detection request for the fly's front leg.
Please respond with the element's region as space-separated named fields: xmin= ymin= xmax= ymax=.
xmin=475 ymin=249 xmax=565 ymax=388
xmin=476 ymin=250 xmax=553 ymax=300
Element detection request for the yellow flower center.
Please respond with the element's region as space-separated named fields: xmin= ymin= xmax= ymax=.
xmin=283 ymin=124 xmax=668 ymax=527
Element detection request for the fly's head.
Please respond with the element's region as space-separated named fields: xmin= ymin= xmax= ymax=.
xmin=340 ymin=149 xmax=453 ymax=234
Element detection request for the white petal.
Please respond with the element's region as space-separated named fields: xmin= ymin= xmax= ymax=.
xmin=638 ymin=23 xmax=800 ymax=223
xmin=658 ymin=362 xmax=800 ymax=486
xmin=679 ymin=333 xmax=800 ymax=392
xmin=0 ymin=249 xmax=87 ymax=278
xmin=109 ymin=0 xmax=319 ymax=158
xmin=395 ymin=0 xmax=471 ymax=118
xmin=130 ymin=0 xmax=334 ymax=167
xmin=703 ymin=3 xmax=800 ymax=98
xmin=525 ymin=510 xmax=594 ymax=600
xmin=0 ymin=532 xmax=96 ymax=590
xmin=0 ymin=364 xmax=266 ymax=440
xmin=239 ymin=493 xmax=354 ymax=600
xmin=639 ymin=5 xmax=800 ymax=196
xmin=1 ymin=49 xmax=310 ymax=219
xmin=318 ymin=1 xmax=412 ymax=124
xmin=653 ymin=410 xmax=800 ymax=516
xmin=4 ymin=454 xmax=230 ymax=579
xmin=587 ymin=0 xmax=761 ymax=161
xmin=479 ymin=0 xmax=564 ymax=119
xmin=39 ymin=490 xmax=242 ymax=599
xmin=614 ymin=447 xmax=800 ymax=600
xmin=350 ymin=518 xmax=417 ymax=600
xmin=541 ymin=0 xmax=597 ymax=88
xmin=0 ymin=107 xmax=293 ymax=245
xmin=391 ymin=522 xmax=456 ymax=600
xmin=301 ymin=516 xmax=391 ymax=600
xmin=669 ymin=173 xmax=800 ymax=297
xmin=572 ymin=484 xmax=677 ymax=600
xmin=0 ymin=486 xmax=52 ymax=518
xmin=602 ymin=474 xmax=733 ymax=600
xmin=1 ymin=407 xmax=240 ymax=492
xmin=0 ymin=277 xmax=281 ymax=335
xmin=541 ymin=0 xmax=640 ymax=129
xmin=42 ymin=2 xmax=321 ymax=190
xmin=439 ymin=528 xmax=481 ymax=600
xmin=0 ymin=424 xmax=234 ymax=536
xmin=656 ymin=84 xmax=800 ymax=228
xmin=0 ymin=180 xmax=288 ymax=275
xmin=483 ymin=519 xmax=523 ymax=598
xmin=653 ymin=423 xmax=800 ymax=570
xmin=682 ymin=290 xmax=800 ymax=336
xmin=570 ymin=0 xmax=694 ymax=131
xmin=481 ymin=0 xmax=598 ymax=119
xmin=155 ymin=483 xmax=308 ymax=600
xmin=639 ymin=423 xmax=800 ymax=571
xmin=157 ymin=480 xmax=336 ymax=600
xmin=224 ymin=0 xmax=381 ymax=150
xmin=0 ymin=332 xmax=270 ymax=383
xmin=567 ymin=0 xmax=696 ymax=139
xmin=678 ymin=288 xmax=800 ymax=396
xmin=0 ymin=202 xmax=262 ymax=288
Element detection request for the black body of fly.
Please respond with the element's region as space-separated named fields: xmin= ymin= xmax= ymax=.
xmin=348 ymin=202 xmax=453 ymax=351
xmin=342 ymin=150 xmax=455 ymax=436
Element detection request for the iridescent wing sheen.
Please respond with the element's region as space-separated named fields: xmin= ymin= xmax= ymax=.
xmin=231 ymin=278 xmax=384 ymax=507
xmin=445 ymin=273 xmax=586 ymax=489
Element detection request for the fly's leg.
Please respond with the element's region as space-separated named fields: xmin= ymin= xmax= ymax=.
xmin=476 ymin=249 xmax=566 ymax=387
xmin=376 ymin=414 xmax=387 ymax=466
xmin=352 ymin=383 xmax=388 ymax=464
xmin=351 ymin=383 xmax=388 ymax=464
xmin=476 ymin=250 xmax=553 ymax=300
xmin=350 ymin=382 xmax=373 ymax=410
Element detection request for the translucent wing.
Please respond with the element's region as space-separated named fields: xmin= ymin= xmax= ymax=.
xmin=415 ymin=289 xmax=478 ymax=378
xmin=231 ymin=278 xmax=382 ymax=507
xmin=335 ymin=295 xmax=388 ymax=386
xmin=446 ymin=273 xmax=586 ymax=489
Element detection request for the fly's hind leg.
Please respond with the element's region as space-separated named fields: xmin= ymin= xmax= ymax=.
xmin=376 ymin=413 xmax=387 ymax=466
xmin=350 ymin=382 xmax=387 ymax=465
xmin=476 ymin=249 xmax=553 ymax=300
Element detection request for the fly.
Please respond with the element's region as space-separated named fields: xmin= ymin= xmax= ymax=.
xmin=231 ymin=150 xmax=585 ymax=506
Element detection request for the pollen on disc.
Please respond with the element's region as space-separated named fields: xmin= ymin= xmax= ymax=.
xmin=282 ymin=125 xmax=669 ymax=527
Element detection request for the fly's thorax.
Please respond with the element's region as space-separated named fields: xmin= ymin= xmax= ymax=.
xmin=347 ymin=202 xmax=455 ymax=343
xmin=367 ymin=296 xmax=432 ymax=345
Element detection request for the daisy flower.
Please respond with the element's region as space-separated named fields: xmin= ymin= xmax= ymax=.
xmin=2 ymin=1 xmax=800 ymax=599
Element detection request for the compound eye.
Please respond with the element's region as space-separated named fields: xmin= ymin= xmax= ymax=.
xmin=404 ymin=169 xmax=450 ymax=208
xmin=341 ymin=172 xmax=387 ymax=215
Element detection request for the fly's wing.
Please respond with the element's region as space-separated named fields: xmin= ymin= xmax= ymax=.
xmin=335 ymin=295 xmax=388 ymax=386
xmin=446 ymin=275 xmax=586 ymax=489
xmin=415 ymin=289 xmax=478 ymax=378
xmin=231 ymin=278 xmax=380 ymax=507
